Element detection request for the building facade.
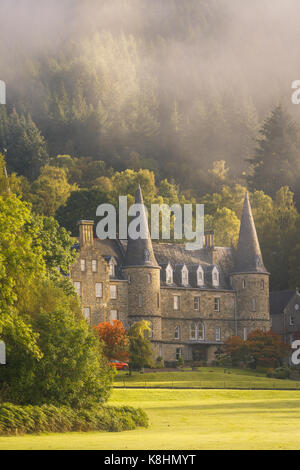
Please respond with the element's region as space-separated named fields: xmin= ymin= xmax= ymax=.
xmin=70 ymin=188 xmax=270 ymax=365
xmin=270 ymin=289 xmax=300 ymax=345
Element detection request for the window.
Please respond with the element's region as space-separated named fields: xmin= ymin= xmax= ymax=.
xmin=252 ymin=298 xmax=257 ymax=312
xmin=216 ymin=327 xmax=221 ymax=342
xmin=243 ymin=328 xmax=247 ymax=341
xmin=174 ymin=326 xmax=180 ymax=340
xmin=214 ymin=298 xmax=220 ymax=312
xmin=242 ymin=280 xmax=246 ymax=289
xmin=83 ymin=307 xmax=91 ymax=323
xmin=95 ymin=282 xmax=103 ymax=298
xmin=128 ymin=274 xmax=131 ymax=284
xmin=190 ymin=322 xmax=205 ymax=341
xmin=139 ymin=293 xmax=143 ymax=308
xmin=92 ymin=260 xmax=98 ymax=273
xmin=80 ymin=259 xmax=86 ymax=272
xmin=176 ymin=348 xmax=183 ymax=361
xmin=166 ymin=264 xmax=173 ymax=284
xmin=173 ymin=295 xmax=180 ymax=311
xmin=109 ymin=259 xmax=116 ymax=277
xmin=198 ymin=322 xmax=205 ymax=341
xmin=260 ymin=280 xmax=265 ymax=290
xmin=182 ymin=266 xmax=189 ymax=286
xmin=157 ymin=293 xmax=160 ymax=308
xmin=194 ymin=297 xmax=200 ymax=311
xmin=109 ymin=310 xmax=118 ymax=324
xmin=110 ymin=285 xmax=117 ymax=300
xmin=190 ymin=322 xmax=197 ymax=340
xmin=290 ymin=315 xmax=295 ymax=326
xmin=148 ymin=322 xmax=153 ymax=339
xmin=212 ymin=267 xmax=219 ymax=287
xmin=74 ymin=281 xmax=81 ymax=297
xmin=197 ymin=266 xmax=204 ymax=287
xmin=147 ymin=274 xmax=152 ymax=284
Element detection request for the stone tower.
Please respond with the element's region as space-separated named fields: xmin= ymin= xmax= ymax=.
xmin=230 ymin=193 xmax=270 ymax=338
xmin=122 ymin=185 xmax=162 ymax=355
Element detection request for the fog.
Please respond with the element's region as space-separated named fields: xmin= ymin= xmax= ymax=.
xmin=0 ymin=0 xmax=299 ymax=110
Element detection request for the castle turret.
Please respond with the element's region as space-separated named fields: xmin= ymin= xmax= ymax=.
xmin=122 ymin=185 xmax=161 ymax=352
xmin=230 ymin=193 xmax=270 ymax=338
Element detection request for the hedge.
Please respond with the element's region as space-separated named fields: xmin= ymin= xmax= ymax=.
xmin=0 ymin=403 xmax=148 ymax=435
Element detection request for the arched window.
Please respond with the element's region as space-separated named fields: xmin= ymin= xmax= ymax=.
xmin=166 ymin=263 xmax=173 ymax=284
xmin=190 ymin=322 xmax=197 ymax=340
xmin=147 ymin=273 xmax=152 ymax=284
xmin=212 ymin=267 xmax=219 ymax=287
xmin=174 ymin=325 xmax=180 ymax=340
xmin=148 ymin=322 xmax=153 ymax=338
xmin=197 ymin=266 xmax=204 ymax=287
xmin=198 ymin=322 xmax=205 ymax=341
xmin=182 ymin=265 xmax=189 ymax=286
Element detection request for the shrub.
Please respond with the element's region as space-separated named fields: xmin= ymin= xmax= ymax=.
xmin=177 ymin=357 xmax=184 ymax=368
xmin=0 ymin=403 xmax=148 ymax=436
xmin=0 ymin=308 xmax=114 ymax=407
xmin=267 ymin=365 xmax=291 ymax=380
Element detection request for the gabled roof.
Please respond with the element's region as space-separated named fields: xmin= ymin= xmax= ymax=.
xmin=270 ymin=290 xmax=297 ymax=315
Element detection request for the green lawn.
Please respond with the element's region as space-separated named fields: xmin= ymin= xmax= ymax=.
xmin=1 ymin=388 xmax=300 ymax=449
xmin=114 ymin=367 xmax=300 ymax=390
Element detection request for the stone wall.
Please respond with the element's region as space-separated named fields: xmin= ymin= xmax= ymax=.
xmin=231 ymin=273 xmax=270 ymax=337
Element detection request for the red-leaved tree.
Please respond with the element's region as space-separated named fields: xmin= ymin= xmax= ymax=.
xmin=94 ymin=320 xmax=129 ymax=361
xmin=224 ymin=330 xmax=290 ymax=369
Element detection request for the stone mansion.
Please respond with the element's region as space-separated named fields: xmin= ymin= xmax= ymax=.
xmin=70 ymin=186 xmax=270 ymax=365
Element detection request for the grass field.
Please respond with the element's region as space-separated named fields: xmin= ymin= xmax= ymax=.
xmin=114 ymin=367 xmax=300 ymax=390
xmin=1 ymin=388 xmax=300 ymax=450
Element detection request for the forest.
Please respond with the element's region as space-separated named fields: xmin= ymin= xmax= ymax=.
xmin=0 ymin=0 xmax=300 ymax=290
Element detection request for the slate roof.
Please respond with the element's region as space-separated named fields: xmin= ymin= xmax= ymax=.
xmin=234 ymin=193 xmax=268 ymax=274
xmin=270 ymin=290 xmax=296 ymax=315
xmin=123 ymin=185 xmax=159 ymax=268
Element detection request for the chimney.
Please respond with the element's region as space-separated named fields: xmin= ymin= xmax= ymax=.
xmin=78 ymin=220 xmax=94 ymax=247
xmin=203 ymin=231 xmax=214 ymax=249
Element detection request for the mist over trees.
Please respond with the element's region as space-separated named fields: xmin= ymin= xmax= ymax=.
xmin=0 ymin=1 xmax=300 ymax=290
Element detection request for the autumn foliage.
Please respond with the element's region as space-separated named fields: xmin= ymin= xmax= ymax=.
xmin=224 ymin=330 xmax=290 ymax=369
xmin=94 ymin=320 xmax=129 ymax=361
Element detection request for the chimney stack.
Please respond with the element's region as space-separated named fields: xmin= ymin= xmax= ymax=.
xmin=203 ymin=231 xmax=214 ymax=249
xmin=78 ymin=220 xmax=94 ymax=247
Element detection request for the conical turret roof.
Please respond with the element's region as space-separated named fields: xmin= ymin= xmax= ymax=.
xmin=123 ymin=185 xmax=158 ymax=267
xmin=234 ymin=192 xmax=268 ymax=274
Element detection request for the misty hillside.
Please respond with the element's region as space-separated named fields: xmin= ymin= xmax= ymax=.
xmin=0 ymin=0 xmax=300 ymax=192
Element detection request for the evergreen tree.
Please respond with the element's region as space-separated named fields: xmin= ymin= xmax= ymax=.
xmin=5 ymin=110 xmax=49 ymax=181
xmin=247 ymin=105 xmax=300 ymax=206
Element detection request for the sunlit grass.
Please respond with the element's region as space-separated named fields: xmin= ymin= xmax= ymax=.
xmin=114 ymin=367 xmax=300 ymax=390
xmin=1 ymin=388 xmax=300 ymax=449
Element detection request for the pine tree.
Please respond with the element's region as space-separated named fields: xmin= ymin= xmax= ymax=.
xmin=5 ymin=110 xmax=49 ymax=181
xmin=247 ymin=105 xmax=300 ymax=204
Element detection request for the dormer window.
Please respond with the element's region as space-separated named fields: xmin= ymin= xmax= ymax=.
xmin=197 ymin=266 xmax=204 ymax=287
xmin=182 ymin=265 xmax=189 ymax=286
xmin=212 ymin=267 xmax=219 ymax=287
xmin=109 ymin=258 xmax=117 ymax=277
xmin=166 ymin=264 xmax=173 ymax=285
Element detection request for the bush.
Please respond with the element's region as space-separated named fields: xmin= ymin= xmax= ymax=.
xmin=0 ymin=308 xmax=114 ymax=408
xmin=267 ymin=365 xmax=291 ymax=380
xmin=177 ymin=357 xmax=184 ymax=368
xmin=0 ymin=403 xmax=148 ymax=436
